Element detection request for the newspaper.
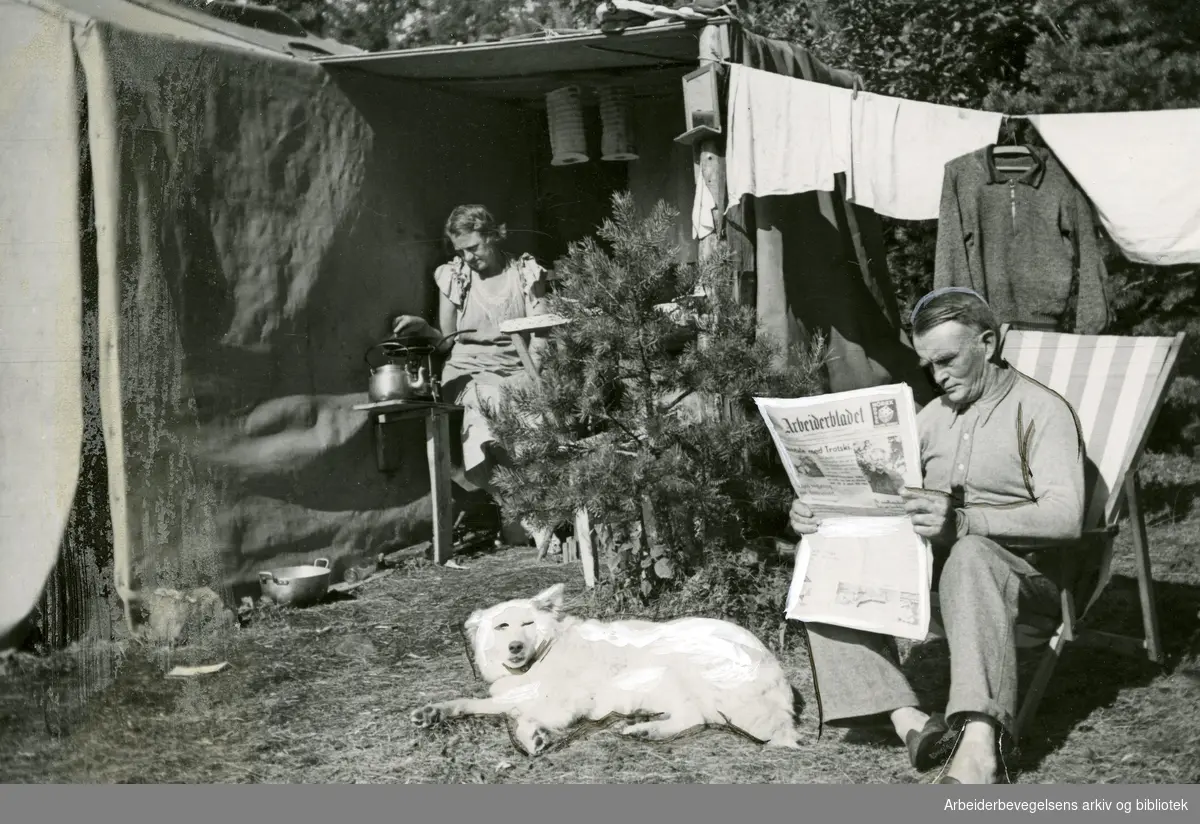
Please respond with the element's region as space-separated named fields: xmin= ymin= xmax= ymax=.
xmin=755 ymin=383 xmax=933 ymax=642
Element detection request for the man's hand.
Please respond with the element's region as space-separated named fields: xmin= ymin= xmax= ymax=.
xmin=900 ymin=487 xmax=958 ymax=546
xmin=788 ymin=498 xmax=821 ymax=536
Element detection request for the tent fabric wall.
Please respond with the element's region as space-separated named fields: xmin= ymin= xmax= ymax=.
xmin=73 ymin=24 xmax=542 ymax=602
xmin=0 ymin=1 xmax=86 ymax=645
xmin=44 ymin=0 xmax=290 ymax=55
xmin=2 ymin=0 xmax=543 ymax=643
xmin=729 ymin=27 xmax=936 ymax=406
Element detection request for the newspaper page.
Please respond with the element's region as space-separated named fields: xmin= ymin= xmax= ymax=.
xmin=754 ymin=383 xmax=933 ymax=641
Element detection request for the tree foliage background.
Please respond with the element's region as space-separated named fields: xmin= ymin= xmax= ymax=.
xmin=268 ymin=0 xmax=1199 ymax=453
xmin=267 ymin=0 xmax=597 ymax=51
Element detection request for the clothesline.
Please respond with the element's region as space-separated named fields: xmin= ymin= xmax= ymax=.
xmin=694 ymin=55 xmax=1197 ymax=124
xmin=708 ymin=62 xmax=1200 ymax=267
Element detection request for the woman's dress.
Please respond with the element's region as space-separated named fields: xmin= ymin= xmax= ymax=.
xmin=434 ymin=253 xmax=547 ymax=481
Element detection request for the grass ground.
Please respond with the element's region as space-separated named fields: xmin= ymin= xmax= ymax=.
xmin=2 ymin=471 xmax=1199 ymax=784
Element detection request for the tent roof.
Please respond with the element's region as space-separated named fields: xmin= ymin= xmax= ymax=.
xmin=20 ymin=0 xmax=361 ymax=59
xmin=314 ymin=19 xmax=723 ymax=103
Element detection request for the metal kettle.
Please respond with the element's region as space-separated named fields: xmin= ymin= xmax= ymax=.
xmin=364 ymin=331 xmax=471 ymax=403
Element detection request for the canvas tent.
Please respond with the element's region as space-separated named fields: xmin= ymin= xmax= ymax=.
xmin=2 ymin=0 xmax=548 ymax=646
xmin=0 ymin=0 xmax=929 ymax=649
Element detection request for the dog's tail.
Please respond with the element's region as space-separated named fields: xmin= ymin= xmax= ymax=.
xmin=764 ymin=724 xmax=803 ymax=750
xmin=718 ymin=694 xmax=805 ymax=750
xmin=761 ymin=685 xmax=806 ymax=750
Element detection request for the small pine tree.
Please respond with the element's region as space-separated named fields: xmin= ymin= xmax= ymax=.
xmin=482 ymin=192 xmax=827 ymax=601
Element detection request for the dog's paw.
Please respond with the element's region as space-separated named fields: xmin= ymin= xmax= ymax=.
xmin=411 ymin=704 xmax=443 ymax=729
xmin=619 ymin=722 xmax=652 ymax=740
xmin=526 ymin=726 xmax=552 ymax=756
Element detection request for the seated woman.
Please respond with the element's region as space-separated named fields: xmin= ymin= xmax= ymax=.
xmin=392 ymin=204 xmax=552 ymax=548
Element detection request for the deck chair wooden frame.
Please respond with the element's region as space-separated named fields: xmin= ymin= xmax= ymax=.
xmin=928 ymin=323 xmax=1186 ymax=742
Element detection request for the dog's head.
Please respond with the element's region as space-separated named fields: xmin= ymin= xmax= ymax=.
xmin=463 ymin=583 xmax=565 ymax=683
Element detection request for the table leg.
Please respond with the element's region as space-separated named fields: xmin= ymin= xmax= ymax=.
xmin=426 ymin=411 xmax=453 ymax=565
xmin=575 ymin=508 xmax=597 ymax=588
xmin=508 ymin=331 xmax=539 ymax=383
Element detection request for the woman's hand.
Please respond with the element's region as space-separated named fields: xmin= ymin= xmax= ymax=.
xmin=900 ymin=487 xmax=958 ymax=546
xmin=788 ymin=498 xmax=821 ymax=536
xmin=392 ymin=315 xmax=439 ymax=340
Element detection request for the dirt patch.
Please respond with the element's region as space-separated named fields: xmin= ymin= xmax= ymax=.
xmin=2 ymin=524 xmax=1199 ymax=784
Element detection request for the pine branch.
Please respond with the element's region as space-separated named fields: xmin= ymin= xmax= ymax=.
xmin=481 ymin=192 xmax=827 ymax=597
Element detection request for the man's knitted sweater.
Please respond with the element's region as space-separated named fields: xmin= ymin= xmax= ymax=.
xmin=934 ymin=145 xmax=1111 ymax=334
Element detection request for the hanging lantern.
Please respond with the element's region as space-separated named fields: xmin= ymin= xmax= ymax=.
xmin=545 ymin=86 xmax=589 ymax=166
xmin=598 ymin=86 xmax=638 ymax=162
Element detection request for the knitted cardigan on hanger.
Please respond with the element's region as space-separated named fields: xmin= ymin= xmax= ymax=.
xmin=934 ymin=145 xmax=1112 ymax=334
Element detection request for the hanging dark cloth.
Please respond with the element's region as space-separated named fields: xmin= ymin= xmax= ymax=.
xmin=728 ymin=27 xmax=937 ymax=408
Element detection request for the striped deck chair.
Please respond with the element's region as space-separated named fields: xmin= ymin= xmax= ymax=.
xmin=928 ymin=324 xmax=1186 ymax=740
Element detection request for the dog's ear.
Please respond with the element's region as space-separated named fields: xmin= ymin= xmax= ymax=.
xmin=531 ymin=582 xmax=565 ymax=614
xmin=463 ymin=610 xmax=483 ymax=644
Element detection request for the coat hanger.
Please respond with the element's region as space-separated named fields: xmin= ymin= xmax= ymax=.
xmin=994 ymin=148 xmax=1032 ymax=172
xmin=993 ymin=116 xmax=1032 ymax=171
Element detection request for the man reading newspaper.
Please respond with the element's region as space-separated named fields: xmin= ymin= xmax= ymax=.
xmin=788 ymin=288 xmax=1087 ymax=785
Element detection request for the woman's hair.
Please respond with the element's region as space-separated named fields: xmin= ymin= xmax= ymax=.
xmin=444 ymin=204 xmax=506 ymax=243
xmin=910 ymin=287 xmax=1000 ymax=340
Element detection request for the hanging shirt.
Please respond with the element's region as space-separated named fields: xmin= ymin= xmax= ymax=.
xmin=934 ymin=145 xmax=1112 ymax=334
xmin=1027 ymin=109 xmax=1200 ymax=266
xmin=846 ymin=92 xmax=1003 ymax=220
xmin=725 ymin=66 xmax=853 ymax=209
xmin=726 ymin=67 xmax=1003 ymax=222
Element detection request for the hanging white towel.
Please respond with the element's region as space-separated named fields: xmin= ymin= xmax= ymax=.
xmin=846 ymin=92 xmax=1003 ymax=220
xmin=1028 ymin=109 xmax=1200 ymax=266
xmin=693 ymin=161 xmax=716 ymax=240
xmin=725 ymin=66 xmax=852 ymax=210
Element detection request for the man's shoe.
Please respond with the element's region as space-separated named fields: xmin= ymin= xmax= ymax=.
xmin=906 ymin=713 xmax=951 ymax=771
xmin=930 ymin=734 xmax=1012 ymax=784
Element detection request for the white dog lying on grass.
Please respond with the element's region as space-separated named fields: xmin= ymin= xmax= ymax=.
xmin=411 ymin=583 xmax=804 ymax=755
